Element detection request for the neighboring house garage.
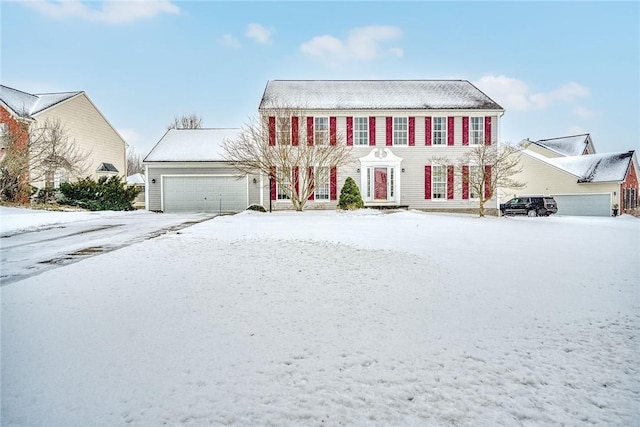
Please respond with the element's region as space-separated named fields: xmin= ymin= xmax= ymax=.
xmin=144 ymin=128 xmax=260 ymax=213
xmin=551 ymin=194 xmax=611 ymax=216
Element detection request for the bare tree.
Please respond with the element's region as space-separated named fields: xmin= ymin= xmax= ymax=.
xmin=0 ymin=118 xmax=90 ymax=202
xmin=433 ymin=143 xmax=525 ymax=217
xmin=127 ymin=148 xmax=144 ymax=175
xmin=223 ymin=105 xmax=354 ymax=211
xmin=29 ymin=119 xmax=91 ymax=188
xmin=167 ymin=113 xmax=203 ymax=130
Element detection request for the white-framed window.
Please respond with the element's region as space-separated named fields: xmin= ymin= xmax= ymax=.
xmin=314 ymin=117 xmax=329 ymax=145
xmin=366 ymin=168 xmax=372 ymax=198
xmin=470 ymin=117 xmax=484 ymax=145
xmin=277 ymin=167 xmax=291 ymax=200
xmin=277 ymin=117 xmax=290 ymax=145
xmin=0 ymin=123 xmax=8 ymax=148
xmin=432 ymin=117 xmax=446 ymax=145
xmin=393 ymin=117 xmax=408 ymax=145
xmin=432 ymin=165 xmax=446 ymax=199
xmin=469 ymin=165 xmax=480 ymax=199
xmin=314 ymin=166 xmax=330 ymax=200
xmin=354 ymin=117 xmax=368 ymax=145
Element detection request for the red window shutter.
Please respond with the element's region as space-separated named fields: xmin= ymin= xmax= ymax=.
xmin=270 ymin=166 xmax=276 ymax=200
xmin=293 ymin=166 xmax=299 ymax=196
xmin=369 ymin=116 xmax=376 ymax=146
xmin=447 ymin=166 xmax=454 ymax=200
xmin=409 ymin=117 xmax=415 ymax=146
xmin=386 ymin=117 xmax=393 ymax=146
xmin=346 ymin=117 xmax=353 ymax=146
xmin=330 ymin=116 xmax=337 ymax=146
xmin=291 ymin=116 xmax=299 ymax=146
xmin=268 ymin=116 xmax=276 ymax=146
xmin=485 ymin=116 xmax=492 ymax=145
xmin=462 ymin=165 xmax=469 ymax=200
xmin=330 ymin=166 xmax=337 ymax=200
xmin=307 ymin=116 xmax=314 ymax=146
xmin=484 ymin=165 xmax=492 ymax=199
xmin=424 ymin=165 xmax=432 ymax=199
xmin=462 ymin=116 xmax=469 ymax=146
xmin=308 ymin=167 xmax=314 ymax=200
xmin=447 ymin=116 xmax=454 ymax=146
xmin=425 ymin=117 xmax=432 ymax=146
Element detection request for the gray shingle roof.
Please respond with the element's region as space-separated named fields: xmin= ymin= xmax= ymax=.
xmin=144 ymin=128 xmax=242 ymax=162
xmin=259 ymin=80 xmax=503 ymax=111
xmin=533 ymin=134 xmax=592 ymax=157
xmin=0 ymin=85 xmax=81 ymax=119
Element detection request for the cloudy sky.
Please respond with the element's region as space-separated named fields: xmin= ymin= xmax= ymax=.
xmin=2 ymin=1 xmax=638 ymax=157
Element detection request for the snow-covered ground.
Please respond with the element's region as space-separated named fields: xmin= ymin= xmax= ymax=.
xmin=1 ymin=209 xmax=639 ymax=426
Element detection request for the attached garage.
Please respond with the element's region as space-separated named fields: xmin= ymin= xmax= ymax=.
xmin=163 ymin=175 xmax=248 ymax=213
xmin=143 ymin=128 xmax=261 ymax=213
xmin=552 ymin=194 xmax=611 ymax=217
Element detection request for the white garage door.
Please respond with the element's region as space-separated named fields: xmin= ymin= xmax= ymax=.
xmin=552 ymin=194 xmax=611 ymax=216
xmin=163 ymin=176 xmax=247 ymax=213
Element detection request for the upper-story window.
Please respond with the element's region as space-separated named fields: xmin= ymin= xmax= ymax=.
xmin=393 ymin=117 xmax=407 ymax=145
xmin=432 ymin=117 xmax=447 ymax=145
xmin=314 ymin=117 xmax=329 ymax=145
xmin=277 ymin=117 xmax=290 ymax=145
xmin=432 ymin=165 xmax=446 ymax=199
xmin=354 ymin=117 xmax=368 ymax=145
xmin=470 ymin=117 xmax=484 ymax=145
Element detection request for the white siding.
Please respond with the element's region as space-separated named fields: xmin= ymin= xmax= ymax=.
xmin=31 ymin=94 xmax=126 ymax=188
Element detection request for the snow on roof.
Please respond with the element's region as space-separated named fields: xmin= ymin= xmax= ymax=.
xmin=144 ymin=128 xmax=242 ymax=162
xmin=0 ymin=85 xmax=81 ymax=118
xmin=260 ymin=80 xmax=504 ymax=111
xmin=126 ymin=173 xmax=146 ymax=185
xmin=524 ymin=148 xmax=634 ymax=182
xmin=533 ymin=134 xmax=590 ymax=157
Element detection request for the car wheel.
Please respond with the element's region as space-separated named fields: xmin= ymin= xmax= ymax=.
xmin=527 ymin=209 xmax=538 ymax=217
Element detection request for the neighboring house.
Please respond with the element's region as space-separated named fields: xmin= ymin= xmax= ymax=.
xmin=126 ymin=173 xmax=146 ymax=209
xmin=513 ymin=135 xmax=639 ymax=216
xmin=0 ymin=85 xmax=127 ymax=190
xmin=259 ymin=80 xmax=504 ymax=211
xmin=144 ymin=128 xmax=260 ymax=213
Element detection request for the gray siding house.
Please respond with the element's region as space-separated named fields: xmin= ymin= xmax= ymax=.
xmin=144 ymin=128 xmax=260 ymax=213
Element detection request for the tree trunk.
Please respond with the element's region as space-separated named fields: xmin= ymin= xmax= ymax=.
xmin=478 ymin=199 xmax=486 ymax=217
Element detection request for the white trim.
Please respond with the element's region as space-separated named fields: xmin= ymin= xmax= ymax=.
xmin=392 ymin=116 xmax=408 ymax=146
xmin=358 ymin=148 xmax=403 ymax=204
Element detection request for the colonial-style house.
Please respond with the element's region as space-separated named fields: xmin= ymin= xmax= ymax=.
xmin=259 ymin=80 xmax=504 ymax=211
xmin=0 ymin=85 xmax=127 ymax=194
xmin=514 ymin=135 xmax=639 ymax=216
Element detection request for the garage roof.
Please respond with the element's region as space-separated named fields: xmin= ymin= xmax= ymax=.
xmin=259 ymin=80 xmax=503 ymax=111
xmin=144 ymin=128 xmax=242 ymax=162
xmin=523 ymin=149 xmax=636 ymax=183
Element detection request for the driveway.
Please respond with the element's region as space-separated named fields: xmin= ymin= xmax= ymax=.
xmin=0 ymin=211 xmax=216 ymax=285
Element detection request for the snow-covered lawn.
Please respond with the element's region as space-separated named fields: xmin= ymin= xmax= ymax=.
xmin=1 ymin=209 xmax=639 ymax=426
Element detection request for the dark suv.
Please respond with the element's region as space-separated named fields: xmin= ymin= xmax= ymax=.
xmin=500 ymin=196 xmax=558 ymax=217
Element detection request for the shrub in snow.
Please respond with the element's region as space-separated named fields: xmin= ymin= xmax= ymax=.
xmin=246 ymin=204 xmax=267 ymax=212
xmin=59 ymin=176 xmax=139 ymax=211
xmin=338 ymin=177 xmax=364 ymax=210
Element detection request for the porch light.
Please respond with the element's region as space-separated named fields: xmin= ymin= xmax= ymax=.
xmin=151 ymin=178 xmax=156 ymax=184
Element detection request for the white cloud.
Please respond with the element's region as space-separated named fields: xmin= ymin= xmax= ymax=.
xmin=474 ymin=74 xmax=589 ymax=111
xmin=220 ymin=34 xmax=241 ymax=49
xmin=300 ymin=25 xmax=403 ymax=63
xmin=566 ymin=125 xmax=588 ymax=136
xmin=245 ymin=23 xmax=274 ymax=44
xmin=572 ymin=106 xmax=598 ymax=120
xmin=23 ymin=0 xmax=180 ymax=24
xmin=118 ymin=128 xmax=142 ymax=145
